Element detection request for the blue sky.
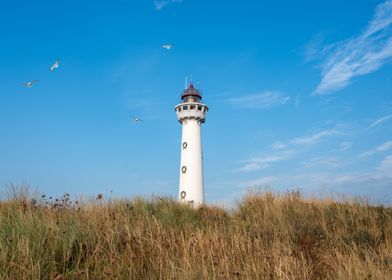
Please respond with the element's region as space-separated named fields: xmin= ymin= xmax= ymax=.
xmin=0 ymin=0 xmax=392 ymax=203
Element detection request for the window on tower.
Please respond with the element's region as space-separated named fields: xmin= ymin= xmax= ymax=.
xmin=181 ymin=166 xmax=187 ymax=173
xmin=183 ymin=142 xmax=188 ymax=149
xmin=183 ymin=106 xmax=188 ymax=110
xmin=190 ymin=105 xmax=195 ymax=110
xmin=198 ymin=106 xmax=202 ymax=111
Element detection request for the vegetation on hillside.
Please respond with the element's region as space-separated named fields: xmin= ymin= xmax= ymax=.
xmin=0 ymin=187 xmax=391 ymax=279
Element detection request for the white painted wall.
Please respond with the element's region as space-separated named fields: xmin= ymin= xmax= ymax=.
xmin=179 ymin=119 xmax=204 ymax=206
xmin=175 ymin=102 xmax=208 ymax=208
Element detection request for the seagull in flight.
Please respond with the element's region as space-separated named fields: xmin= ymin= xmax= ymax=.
xmin=22 ymin=80 xmax=39 ymax=88
xmin=50 ymin=59 xmax=60 ymax=72
xmin=162 ymin=44 xmax=174 ymax=50
xmin=130 ymin=115 xmax=144 ymax=123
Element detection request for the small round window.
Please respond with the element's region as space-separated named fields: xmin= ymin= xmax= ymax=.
xmin=180 ymin=191 xmax=186 ymax=199
xmin=181 ymin=166 xmax=187 ymax=173
xmin=182 ymin=142 xmax=188 ymax=149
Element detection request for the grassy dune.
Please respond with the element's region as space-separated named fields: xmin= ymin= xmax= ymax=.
xmin=0 ymin=189 xmax=391 ymax=279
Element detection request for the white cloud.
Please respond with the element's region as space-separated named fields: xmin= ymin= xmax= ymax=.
xmin=154 ymin=0 xmax=183 ymax=10
xmin=365 ymin=1 xmax=392 ymax=36
xmin=314 ymin=0 xmax=392 ymax=95
xmin=290 ymin=129 xmax=339 ymax=145
xmin=359 ymin=140 xmax=392 ymax=157
xmin=238 ymin=128 xmax=341 ymax=172
xmin=377 ymin=154 xmax=392 ymax=173
xmin=340 ymin=141 xmax=353 ymax=151
xmin=302 ymin=33 xmax=326 ymax=62
xmin=227 ymin=91 xmax=290 ymax=109
xmin=229 ymin=151 xmax=392 ymax=203
xmin=238 ymin=150 xmax=294 ymax=172
xmin=302 ymin=156 xmax=346 ymax=169
xmin=154 ymin=1 xmax=168 ymax=10
xmin=371 ymin=114 xmax=392 ymax=127
xmin=272 ymin=141 xmax=287 ymax=150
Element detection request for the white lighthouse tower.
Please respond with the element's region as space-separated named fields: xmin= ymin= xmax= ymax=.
xmin=175 ymin=82 xmax=208 ymax=207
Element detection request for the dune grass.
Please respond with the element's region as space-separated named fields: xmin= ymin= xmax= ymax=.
xmin=0 ymin=188 xmax=391 ymax=279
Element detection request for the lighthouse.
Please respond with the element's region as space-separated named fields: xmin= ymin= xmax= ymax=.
xmin=175 ymin=82 xmax=208 ymax=207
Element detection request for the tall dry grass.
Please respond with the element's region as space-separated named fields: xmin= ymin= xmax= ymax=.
xmin=0 ymin=188 xmax=391 ymax=279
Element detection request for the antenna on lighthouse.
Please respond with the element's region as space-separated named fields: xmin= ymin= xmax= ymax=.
xmin=185 ymin=76 xmax=188 ymax=89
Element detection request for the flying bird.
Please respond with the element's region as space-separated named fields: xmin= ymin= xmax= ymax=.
xmin=162 ymin=44 xmax=174 ymax=50
xmin=50 ymin=59 xmax=60 ymax=72
xmin=130 ymin=115 xmax=144 ymax=123
xmin=22 ymin=80 xmax=39 ymax=88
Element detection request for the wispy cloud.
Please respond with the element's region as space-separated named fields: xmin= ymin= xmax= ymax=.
xmin=377 ymin=154 xmax=392 ymax=173
xmin=239 ymin=127 xmax=341 ymax=172
xmin=227 ymin=91 xmax=290 ymax=109
xmin=314 ymin=0 xmax=392 ymax=95
xmin=272 ymin=141 xmax=287 ymax=150
xmin=232 ymin=151 xmax=392 ymax=202
xmin=154 ymin=0 xmax=183 ymax=11
xmin=302 ymin=33 xmax=326 ymax=62
xmin=359 ymin=140 xmax=392 ymax=157
xmin=302 ymin=156 xmax=346 ymax=169
xmin=238 ymin=150 xmax=294 ymax=172
xmin=371 ymin=114 xmax=392 ymax=127
xmin=340 ymin=141 xmax=353 ymax=151
xmin=290 ymin=129 xmax=339 ymax=145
